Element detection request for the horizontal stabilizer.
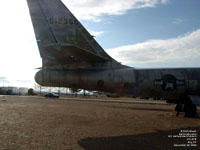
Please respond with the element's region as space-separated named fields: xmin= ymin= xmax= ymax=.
xmin=44 ymin=44 xmax=109 ymax=62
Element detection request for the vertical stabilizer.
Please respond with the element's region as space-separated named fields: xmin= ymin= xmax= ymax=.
xmin=27 ymin=0 xmax=118 ymax=68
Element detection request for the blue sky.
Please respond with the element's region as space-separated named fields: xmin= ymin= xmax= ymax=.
xmin=67 ymin=0 xmax=200 ymax=68
xmin=0 ymin=0 xmax=200 ymax=87
xmin=92 ymin=0 xmax=200 ymax=48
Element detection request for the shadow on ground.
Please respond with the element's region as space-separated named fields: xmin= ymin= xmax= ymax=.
xmin=109 ymin=106 xmax=200 ymax=117
xmin=78 ymin=127 xmax=200 ymax=150
xmin=111 ymin=106 xmax=173 ymax=112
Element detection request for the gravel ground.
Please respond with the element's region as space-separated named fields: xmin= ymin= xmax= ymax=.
xmin=0 ymin=96 xmax=199 ymax=150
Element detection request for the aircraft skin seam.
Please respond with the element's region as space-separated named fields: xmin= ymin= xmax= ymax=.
xmin=37 ymin=0 xmax=58 ymax=43
xmin=78 ymin=29 xmax=101 ymax=55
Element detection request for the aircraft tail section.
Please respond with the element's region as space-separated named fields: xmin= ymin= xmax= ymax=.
xmin=27 ymin=0 xmax=117 ymax=69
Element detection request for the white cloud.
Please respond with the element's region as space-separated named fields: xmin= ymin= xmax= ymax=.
xmin=106 ymin=29 xmax=200 ymax=67
xmin=88 ymin=30 xmax=104 ymax=37
xmin=0 ymin=0 xmax=41 ymax=88
xmin=63 ymin=0 xmax=169 ymax=21
xmin=172 ymin=18 xmax=184 ymax=24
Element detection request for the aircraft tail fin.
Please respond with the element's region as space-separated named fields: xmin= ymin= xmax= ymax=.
xmin=27 ymin=0 xmax=115 ymax=68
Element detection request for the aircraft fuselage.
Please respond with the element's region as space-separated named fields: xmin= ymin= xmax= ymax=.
xmin=35 ymin=67 xmax=200 ymax=101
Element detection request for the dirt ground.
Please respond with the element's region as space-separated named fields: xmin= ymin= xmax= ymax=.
xmin=0 ymin=96 xmax=199 ymax=150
